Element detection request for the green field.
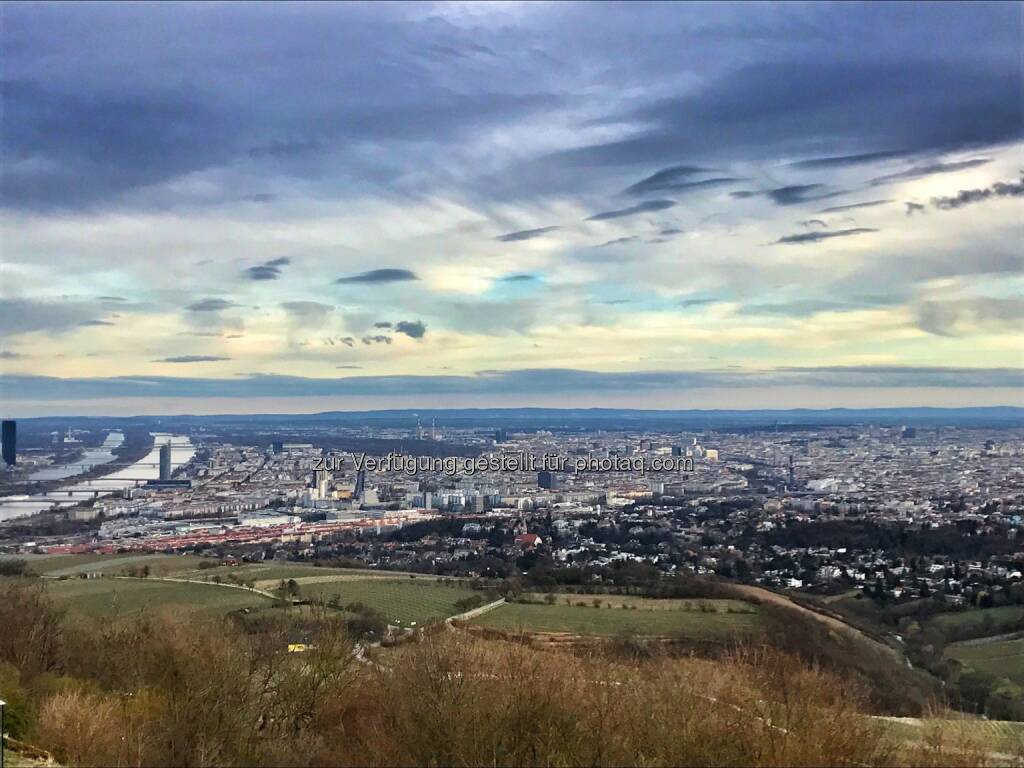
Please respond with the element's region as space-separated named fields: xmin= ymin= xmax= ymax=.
xmin=472 ymin=599 xmax=760 ymax=639
xmin=6 ymin=553 xmax=205 ymax=578
xmin=928 ymin=605 xmax=1024 ymax=633
xmin=297 ymin=579 xmax=479 ymax=626
xmin=42 ymin=577 xmax=274 ymax=618
xmin=944 ymin=635 xmax=1024 ymax=683
xmin=47 ymin=554 xmax=204 ymax=578
xmin=173 ymin=561 xmax=441 ymax=587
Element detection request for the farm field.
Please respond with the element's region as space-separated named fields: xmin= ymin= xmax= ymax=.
xmin=944 ymin=635 xmax=1024 ymax=684
xmin=526 ymin=593 xmax=757 ymax=613
xmin=471 ymin=599 xmax=760 ymax=638
xmin=298 ymin=579 xmax=479 ymax=626
xmin=39 ymin=576 xmax=274 ymax=618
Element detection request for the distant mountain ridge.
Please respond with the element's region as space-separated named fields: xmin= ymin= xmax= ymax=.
xmin=14 ymin=406 xmax=1024 ymax=429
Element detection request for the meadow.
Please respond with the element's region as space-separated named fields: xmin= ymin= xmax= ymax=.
xmin=472 ymin=598 xmax=760 ymax=639
xmin=297 ymin=578 xmax=479 ymax=625
xmin=944 ymin=635 xmax=1024 ymax=684
xmin=40 ymin=576 xmax=273 ymax=618
xmin=928 ymin=605 xmax=1024 ymax=633
xmin=14 ymin=553 xmax=205 ymax=578
xmin=11 ymin=552 xmax=480 ymax=626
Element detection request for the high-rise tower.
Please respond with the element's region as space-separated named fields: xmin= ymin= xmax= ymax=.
xmin=159 ymin=441 xmax=172 ymax=480
xmin=1 ymin=420 xmax=15 ymax=466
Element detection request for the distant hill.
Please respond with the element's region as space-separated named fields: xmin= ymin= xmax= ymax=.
xmin=15 ymin=406 xmax=1024 ymax=431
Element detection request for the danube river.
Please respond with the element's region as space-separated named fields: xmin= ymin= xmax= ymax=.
xmin=0 ymin=433 xmax=195 ymax=522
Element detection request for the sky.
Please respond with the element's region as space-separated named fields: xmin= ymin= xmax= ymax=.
xmin=1 ymin=1 xmax=1022 ymax=416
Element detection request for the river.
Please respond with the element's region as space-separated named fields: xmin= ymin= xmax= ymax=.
xmin=0 ymin=432 xmax=195 ymax=522
xmin=22 ymin=431 xmax=126 ymax=482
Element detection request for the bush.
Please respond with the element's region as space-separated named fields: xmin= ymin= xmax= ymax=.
xmin=0 ymin=580 xmax=997 ymax=766
xmin=0 ymin=558 xmax=28 ymax=576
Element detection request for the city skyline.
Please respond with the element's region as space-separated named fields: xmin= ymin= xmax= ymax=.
xmin=1 ymin=2 xmax=1022 ymax=415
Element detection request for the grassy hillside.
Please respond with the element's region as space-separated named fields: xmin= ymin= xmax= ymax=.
xmin=2 ymin=577 xmax=1021 ymax=766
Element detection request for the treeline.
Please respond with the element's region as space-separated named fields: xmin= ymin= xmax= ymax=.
xmin=0 ymin=580 xmax=991 ymax=767
xmin=764 ymin=519 xmax=1019 ymax=559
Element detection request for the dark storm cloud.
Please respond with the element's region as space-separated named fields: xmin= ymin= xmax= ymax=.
xmin=78 ymin=319 xmax=115 ymax=326
xmin=96 ymin=295 xmax=127 ymax=302
xmin=373 ymin=321 xmax=393 ymax=328
xmin=597 ymin=236 xmax=639 ymax=247
xmin=497 ymin=274 xmax=538 ymax=283
xmin=905 ymin=202 xmax=926 ymax=216
xmin=931 ymin=176 xmax=1024 ymax=210
xmin=495 ymin=226 xmax=560 ymax=242
xmin=2 ymin=3 xmax=1020 ymax=211
xmin=3 ymin=365 xmax=1021 ymax=401
xmin=630 ymin=177 xmax=739 ymax=196
xmin=774 ymin=228 xmax=878 ymax=245
xmin=0 ymin=350 xmax=25 ymax=360
xmin=244 ymin=265 xmax=281 ymax=281
xmin=732 ymin=185 xmax=842 ymax=206
xmin=186 ymin=298 xmax=241 ymax=312
xmin=244 ymin=256 xmax=292 ymax=281
xmin=394 ymin=320 xmax=426 ymax=339
xmin=336 ymin=365 xmax=362 ymax=369
xmin=659 ymin=228 xmax=684 ymax=237
xmin=154 ymin=355 xmax=232 ymax=363
xmin=622 ymin=165 xmax=727 ymax=195
xmin=0 ymin=80 xmax=233 ymax=211
xmin=679 ymin=297 xmax=717 ymax=309
xmin=800 ymin=219 xmax=827 ymax=229
xmin=787 ymin=150 xmax=912 ymax=169
xmin=334 ymin=268 xmax=419 ymax=285
xmin=818 ymin=199 xmax=891 ymax=214
xmin=0 ymin=10 xmax=564 ymax=211
xmin=361 ymin=335 xmax=392 ymax=345
xmin=544 ymin=55 xmax=1021 ymax=178
xmin=870 ymin=158 xmax=991 ymax=185
xmin=586 ymin=200 xmax=675 ymax=221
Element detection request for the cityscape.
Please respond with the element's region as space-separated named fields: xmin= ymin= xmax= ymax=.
xmin=1 ymin=2 xmax=1022 ymax=766
xmin=1 ymin=412 xmax=1021 ymax=605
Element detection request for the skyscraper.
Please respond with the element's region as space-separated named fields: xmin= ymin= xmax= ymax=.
xmin=1 ymin=420 xmax=15 ymax=466
xmin=159 ymin=441 xmax=172 ymax=480
xmin=314 ymin=469 xmax=329 ymax=499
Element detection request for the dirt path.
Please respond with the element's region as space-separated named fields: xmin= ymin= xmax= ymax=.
xmin=729 ymin=584 xmax=903 ymax=661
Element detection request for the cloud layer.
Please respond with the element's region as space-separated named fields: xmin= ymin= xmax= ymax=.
xmin=0 ymin=3 xmax=1021 ymax=411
